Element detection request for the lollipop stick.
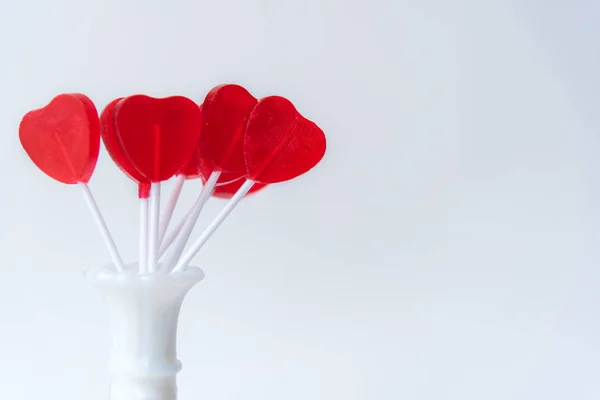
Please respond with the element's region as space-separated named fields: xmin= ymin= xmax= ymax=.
xmin=173 ymin=179 xmax=254 ymax=273
xmin=148 ymin=182 xmax=161 ymax=273
xmin=160 ymin=171 xmax=221 ymax=272
xmin=79 ymin=182 xmax=125 ymax=272
xmin=159 ymin=174 xmax=185 ymax=244
xmin=159 ymin=206 xmax=192 ymax=258
xmin=139 ymin=197 xmax=149 ymax=274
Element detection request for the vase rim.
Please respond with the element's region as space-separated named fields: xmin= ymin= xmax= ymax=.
xmin=84 ymin=263 xmax=205 ymax=286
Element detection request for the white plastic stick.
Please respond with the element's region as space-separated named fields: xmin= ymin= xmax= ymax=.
xmin=160 ymin=171 xmax=221 ymax=272
xmin=173 ymin=179 xmax=254 ymax=273
xmin=159 ymin=206 xmax=192 ymax=258
xmin=148 ymin=182 xmax=161 ymax=273
xmin=159 ymin=175 xmax=185 ymax=245
xmin=79 ymin=182 xmax=125 ymax=273
xmin=139 ymin=197 xmax=149 ymax=274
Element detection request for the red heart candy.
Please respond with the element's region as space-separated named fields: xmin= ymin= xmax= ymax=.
xmin=244 ymin=96 xmax=326 ymax=184
xmin=200 ymin=84 xmax=257 ymax=174
xmin=114 ymin=95 xmax=202 ymax=182
xmin=19 ymin=93 xmax=100 ymax=184
xmin=211 ymin=178 xmax=268 ymax=199
xmin=100 ymin=98 xmax=151 ymax=197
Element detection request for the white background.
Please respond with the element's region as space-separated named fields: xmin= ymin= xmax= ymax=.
xmin=0 ymin=0 xmax=598 ymax=399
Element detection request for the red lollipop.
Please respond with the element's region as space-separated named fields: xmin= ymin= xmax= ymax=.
xmin=19 ymin=93 xmax=125 ymax=271
xmin=245 ymin=96 xmax=326 ymax=184
xmin=114 ymin=95 xmax=203 ymax=182
xmin=19 ymin=93 xmax=100 ymax=184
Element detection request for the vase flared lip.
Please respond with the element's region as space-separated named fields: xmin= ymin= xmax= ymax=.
xmin=84 ymin=263 xmax=205 ymax=287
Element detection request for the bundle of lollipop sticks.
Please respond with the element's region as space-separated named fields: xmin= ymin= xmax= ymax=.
xmin=18 ymin=84 xmax=326 ymax=274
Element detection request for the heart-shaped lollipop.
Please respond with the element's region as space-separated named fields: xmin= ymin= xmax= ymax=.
xmin=19 ymin=93 xmax=125 ymax=271
xmin=211 ymin=178 xmax=267 ymax=199
xmin=19 ymin=93 xmax=100 ymax=184
xmin=114 ymin=95 xmax=203 ymax=183
xmin=200 ymin=84 xmax=257 ymax=176
xmin=100 ymin=98 xmax=151 ymax=198
xmin=244 ymin=96 xmax=326 ymax=184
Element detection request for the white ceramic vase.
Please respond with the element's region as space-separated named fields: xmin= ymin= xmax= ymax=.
xmin=86 ymin=264 xmax=204 ymax=400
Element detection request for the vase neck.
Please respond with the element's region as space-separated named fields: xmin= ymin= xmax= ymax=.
xmin=88 ymin=265 xmax=204 ymax=400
